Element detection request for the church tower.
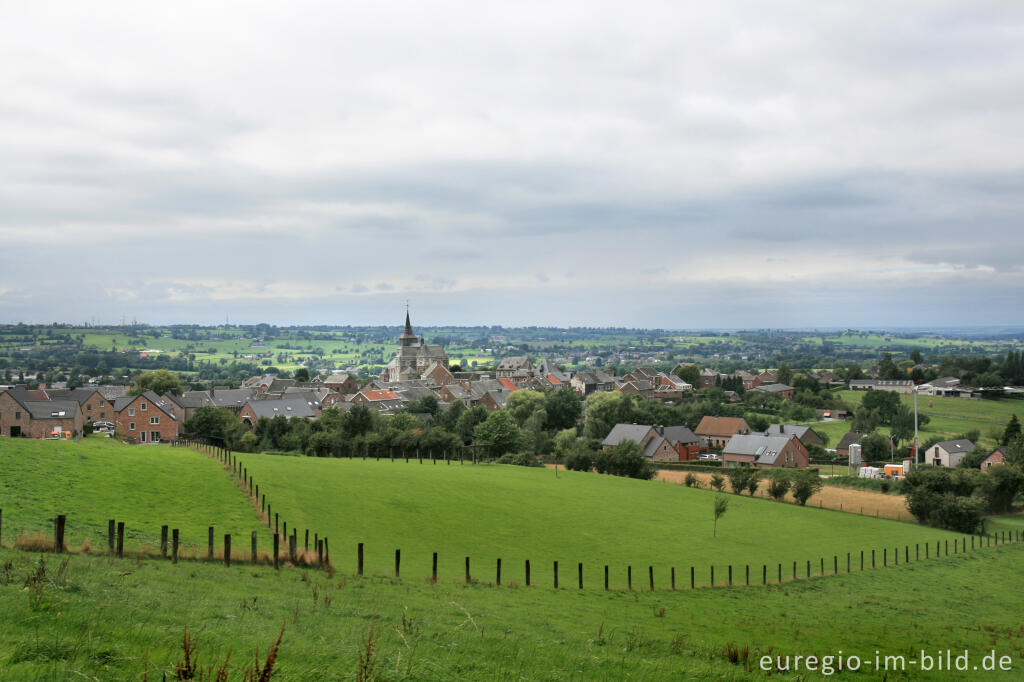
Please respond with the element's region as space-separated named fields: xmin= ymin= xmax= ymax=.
xmin=386 ymin=307 xmax=450 ymax=382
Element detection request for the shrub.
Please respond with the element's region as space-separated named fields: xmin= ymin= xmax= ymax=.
xmin=710 ymin=473 xmax=725 ymax=491
xmin=767 ymin=472 xmax=789 ymax=501
xmin=745 ymin=470 xmax=762 ymax=496
xmin=564 ymin=451 xmax=594 ymax=472
xmin=790 ymin=470 xmax=823 ymax=506
xmin=726 ymin=467 xmax=751 ymax=494
xmin=684 ymin=473 xmax=698 ymax=488
xmin=496 ymin=452 xmax=543 ymax=467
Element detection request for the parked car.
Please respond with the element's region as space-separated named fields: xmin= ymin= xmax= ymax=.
xmin=91 ymin=421 xmax=114 ymax=431
xmin=698 ymin=453 xmax=720 ymax=461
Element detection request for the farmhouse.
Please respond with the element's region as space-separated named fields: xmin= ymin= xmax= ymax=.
xmin=750 ymin=383 xmax=795 ymax=401
xmin=849 ymin=379 xmax=915 ymax=394
xmin=721 ymin=433 xmax=809 ymax=469
xmin=113 ymin=391 xmax=180 ymax=444
xmin=602 ymin=423 xmax=702 ymax=461
xmin=980 ymin=447 xmax=1007 ymax=471
xmin=0 ymin=387 xmax=84 ymax=438
xmin=695 ymin=416 xmax=751 ymax=448
xmin=239 ymin=396 xmax=320 ymax=426
xmin=836 ymin=431 xmax=867 ymax=459
xmin=923 ymin=439 xmax=976 ymax=467
xmin=764 ymin=423 xmax=824 ymax=448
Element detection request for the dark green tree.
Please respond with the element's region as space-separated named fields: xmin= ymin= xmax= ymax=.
xmin=1002 ymin=415 xmax=1021 ymax=447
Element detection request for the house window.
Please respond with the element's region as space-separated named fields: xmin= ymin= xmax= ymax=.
xmin=128 ymin=422 xmax=136 ymax=431
xmin=141 ymin=403 xmax=147 ymax=411
xmin=100 ymin=412 xmax=105 ymax=419
xmin=87 ymin=405 xmax=92 ymax=412
xmin=99 ymin=400 xmax=105 ymax=407
xmin=150 ymin=416 xmax=160 ymax=425
xmin=140 ymin=431 xmax=147 ymax=442
xmin=129 ymin=408 xmax=135 ymax=417
xmin=150 ymin=431 xmax=160 ymax=443
xmin=15 ymin=411 xmax=21 ymax=420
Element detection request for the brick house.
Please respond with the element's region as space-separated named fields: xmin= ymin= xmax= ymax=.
xmin=750 ymin=383 xmax=795 ymax=401
xmin=980 ymin=447 xmax=1007 ymax=471
xmin=924 ymin=439 xmax=976 ymax=467
xmin=113 ymin=391 xmax=180 ymax=444
xmin=322 ymin=372 xmax=359 ymax=395
xmin=0 ymin=388 xmax=84 ymax=438
xmin=695 ymin=416 xmax=752 ymax=448
xmin=722 ymin=434 xmax=809 ymax=469
xmin=61 ymin=387 xmax=117 ymax=423
xmin=602 ymin=423 xmax=702 ymax=462
xmin=420 ymin=362 xmax=454 ymax=386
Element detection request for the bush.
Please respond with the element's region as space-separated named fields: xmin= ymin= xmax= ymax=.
xmin=684 ymin=472 xmax=699 ymax=488
xmin=710 ymin=473 xmax=725 ymax=491
xmin=726 ymin=467 xmax=752 ymax=494
xmin=593 ymin=441 xmax=656 ymax=480
xmin=564 ymin=451 xmax=594 ymax=472
xmin=496 ymin=452 xmax=543 ymax=467
xmin=932 ymin=494 xmax=986 ymax=534
xmin=767 ymin=472 xmax=789 ymax=501
xmin=790 ymin=470 xmax=823 ymax=506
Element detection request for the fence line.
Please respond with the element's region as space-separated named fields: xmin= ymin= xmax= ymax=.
xmin=7 ymin=508 xmax=1016 ymax=593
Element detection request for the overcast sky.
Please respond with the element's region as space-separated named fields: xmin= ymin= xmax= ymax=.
xmin=1 ymin=1 xmax=1022 ymax=329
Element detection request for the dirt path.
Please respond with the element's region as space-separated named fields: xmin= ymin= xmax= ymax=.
xmin=655 ymin=470 xmax=911 ymax=521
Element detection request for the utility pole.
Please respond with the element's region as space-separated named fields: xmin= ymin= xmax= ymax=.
xmin=913 ymin=385 xmax=919 ymax=467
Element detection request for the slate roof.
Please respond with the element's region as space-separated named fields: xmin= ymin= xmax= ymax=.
xmin=836 ymin=431 xmax=866 ymax=452
xmin=722 ymin=434 xmax=795 ymax=465
xmin=163 ymin=392 xmax=214 ymax=408
xmin=933 ymin=439 xmax=976 ymax=454
xmin=23 ymin=399 xmax=80 ymax=420
xmin=752 ymin=383 xmax=795 ymax=393
xmin=602 ymin=423 xmax=655 ymax=447
xmin=114 ymin=390 xmax=178 ymax=419
xmin=243 ymin=397 xmax=318 ymax=420
xmin=661 ymin=425 xmax=699 ymax=445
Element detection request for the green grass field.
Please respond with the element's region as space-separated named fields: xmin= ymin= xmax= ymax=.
xmin=3 ymin=439 xmax=1024 ymax=679
xmin=0 ymin=438 xmax=273 ymax=553
xmin=236 ymin=453 xmax=960 ymax=583
xmin=1 ymin=541 xmax=1022 ymax=680
xmin=838 ymin=391 xmax=1023 ymax=450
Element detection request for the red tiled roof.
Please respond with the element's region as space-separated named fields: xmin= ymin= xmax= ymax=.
xmin=695 ymin=416 xmax=749 ymax=438
xmin=546 ymin=374 xmax=561 ymax=384
xmin=361 ymin=389 xmax=398 ymax=401
xmin=498 ymin=378 xmax=519 ymax=392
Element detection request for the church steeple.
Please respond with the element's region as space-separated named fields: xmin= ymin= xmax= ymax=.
xmin=400 ymin=304 xmax=418 ymax=348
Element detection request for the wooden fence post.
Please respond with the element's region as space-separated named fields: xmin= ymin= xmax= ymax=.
xmin=806 ymin=560 xmax=810 ymax=578
xmin=273 ymin=534 xmax=279 ymax=570
xmin=161 ymin=525 xmax=169 ymax=558
xmin=726 ymin=565 xmax=731 ymax=587
xmin=628 ymin=565 xmax=632 ymax=590
xmin=0 ymin=508 xmax=3 ymax=548
xmin=224 ymin=535 xmax=231 ymax=567
xmin=108 ymin=519 xmax=115 ymax=552
xmin=672 ymin=566 xmax=676 ymax=590
xmin=834 ymin=556 xmax=838 ymax=575
xmin=710 ymin=566 xmax=714 ymax=587
xmin=578 ymin=562 xmax=583 ymax=589
xmin=745 ymin=564 xmax=749 ymax=586
xmin=395 ymin=549 xmax=401 ymax=578
xmin=847 ymin=552 xmax=851 ymax=573
xmin=496 ymin=558 xmax=501 ymax=586
xmin=526 ymin=559 xmax=531 ymax=586
xmin=650 ymin=565 xmax=655 ymax=590
xmin=605 ymin=565 xmax=609 ymax=590
xmin=761 ymin=564 xmax=766 ymax=585
xmin=692 ymin=566 xmax=696 ymax=589
xmin=324 ymin=537 xmax=329 ymax=565
xmin=251 ymin=531 xmax=257 ymax=563
xmin=317 ymin=540 xmax=323 ymax=570
xmin=305 ymin=529 xmax=309 ymax=552
xmin=465 ymin=556 xmax=471 ymax=583
xmin=54 ymin=514 xmax=66 ymax=553
xmin=289 ymin=534 xmax=297 ymax=564
xmin=358 ymin=543 xmax=364 ymax=576
xmin=208 ymin=527 xmax=214 ymax=559
xmin=432 ymin=552 xmax=438 ymax=582
xmin=116 ymin=521 xmax=124 ymax=558
xmin=172 ymin=529 xmax=179 ymax=564
xmin=777 ymin=564 xmax=781 ymax=584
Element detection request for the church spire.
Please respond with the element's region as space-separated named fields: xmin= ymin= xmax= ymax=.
xmin=400 ymin=303 xmax=417 ymax=346
xmin=404 ymin=307 xmax=413 ymax=336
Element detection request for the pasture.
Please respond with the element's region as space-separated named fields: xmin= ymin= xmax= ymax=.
xmin=1 ymin=540 xmax=1022 ymax=680
xmin=236 ymin=452 xmax=959 ymax=583
xmin=0 ymin=438 xmax=273 ymax=552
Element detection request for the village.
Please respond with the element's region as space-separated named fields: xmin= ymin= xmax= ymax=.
xmin=2 ymin=313 xmax=1016 ymax=480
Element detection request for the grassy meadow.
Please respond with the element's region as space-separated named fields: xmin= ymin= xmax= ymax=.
xmin=0 ymin=438 xmax=273 ymax=554
xmin=235 ymin=453 xmax=961 ymax=584
xmin=1 ymin=541 xmax=1023 ymax=680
